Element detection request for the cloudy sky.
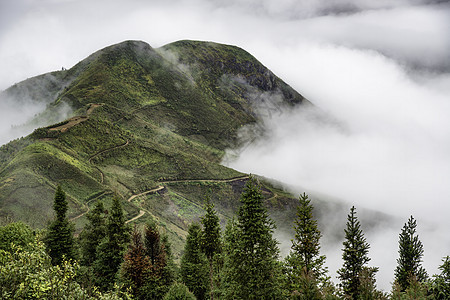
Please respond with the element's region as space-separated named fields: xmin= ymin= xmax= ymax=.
xmin=1 ymin=0 xmax=449 ymax=291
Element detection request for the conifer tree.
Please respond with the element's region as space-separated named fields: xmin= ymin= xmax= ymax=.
xmin=222 ymin=176 xmax=282 ymax=299
xmin=201 ymin=196 xmax=222 ymax=300
xmin=221 ymin=218 xmax=239 ymax=299
xmin=163 ymin=283 xmax=196 ymax=300
xmin=180 ymin=222 xmax=209 ymax=300
xmin=394 ymin=216 xmax=427 ymax=292
xmin=44 ymin=185 xmax=76 ymax=265
xmin=391 ymin=276 xmax=429 ymax=300
xmin=145 ymin=222 xmax=162 ymax=266
xmin=358 ymin=266 xmax=387 ymax=300
xmin=94 ymin=196 xmax=130 ymax=290
xmin=141 ymin=222 xmax=176 ymax=299
xmin=431 ymin=256 xmax=450 ymax=299
xmin=284 ymin=193 xmax=327 ymax=299
xmin=337 ymin=206 xmax=374 ymax=299
xmin=108 ymin=196 xmax=130 ymax=246
xmin=79 ymin=200 xmax=106 ymax=266
xmin=121 ymin=226 xmax=151 ymax=298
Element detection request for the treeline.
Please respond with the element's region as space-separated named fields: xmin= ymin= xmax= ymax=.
xmin=1 ymin=177 xmax=449 ymax=299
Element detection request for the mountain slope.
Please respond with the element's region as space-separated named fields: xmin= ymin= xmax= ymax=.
xmin=0 ymin=40 xmax=312 ymax=254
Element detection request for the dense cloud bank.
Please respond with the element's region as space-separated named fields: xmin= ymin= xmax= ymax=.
xmin=1 ymin=0 xmax=449 ymax=291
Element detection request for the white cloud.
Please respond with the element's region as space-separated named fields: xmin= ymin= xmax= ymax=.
xmin=227 ymin=42 xmax=450 ymax=220
xmin=0 ymin=0 xmax=449 ymax=291
xmin=224 ymin=41 xmax=450 ymax=290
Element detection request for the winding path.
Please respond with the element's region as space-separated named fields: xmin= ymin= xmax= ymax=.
xmin=87 ymin=139 xmax=130 ymax=184
xmin=49 ymin=103 xmax=103 ymax=133
xmin=126 ymin=210 xmax=145 ymax=224
xmin=266 ymin=192 xmax=279 ymax=202
xmin=159 ymin=175 xmax=249 ymax=185
xmin=88 ymin=139 xmax=130 ymax=163
xmin=123 ymin=175 xmax=249 ymax=223
xmin=73 ymin=142 xmax=249 ymax=224
xmin=69 ymin=191 xmax=110 ymax=222
xmin=127 ymin=185 xmax=164 ymax=202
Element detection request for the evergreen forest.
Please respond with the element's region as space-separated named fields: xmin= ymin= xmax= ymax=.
xmin=1 ymin=178 xmax=448 ymax=299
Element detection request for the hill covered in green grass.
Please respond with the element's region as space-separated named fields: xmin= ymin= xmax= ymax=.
xmin=0 ymin=39 xmax=317 ymax=254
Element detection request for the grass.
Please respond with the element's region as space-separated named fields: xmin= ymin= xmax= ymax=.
xmin=0 ymin=39 xmax=311 ymax=257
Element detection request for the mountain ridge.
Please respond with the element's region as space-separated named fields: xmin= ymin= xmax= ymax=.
xmin=0 ymin=39 xmax=313 ymax=254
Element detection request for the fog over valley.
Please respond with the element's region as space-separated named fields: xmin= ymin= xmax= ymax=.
xmin=1 ymin=0 xmax=449 ymax=291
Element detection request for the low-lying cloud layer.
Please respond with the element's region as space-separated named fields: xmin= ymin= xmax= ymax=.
xmin=223 ymin=44 xmax=450 ymax=288
xmin=226 ymin=44 xmax=450 ymax=222
xmin=1 ymin=0 xmax=449 ymax=291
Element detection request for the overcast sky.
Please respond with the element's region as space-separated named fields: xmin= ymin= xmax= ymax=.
xmin=1 ymin=0 xmax=449 ymax=292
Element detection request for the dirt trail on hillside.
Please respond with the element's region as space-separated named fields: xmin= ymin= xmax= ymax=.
xmin=70 ymin=174 xmax=249 ymax=224
xmin=88 ymin=139 xmax=130 ymax=163
xmin=127 ymin=185 xmax=164 ymax=202
xmin=266 ymin=193 xmax=279 ymax=202
xmin=123 ymin=175 xmax=249 ymax=224
xmin=69 ymin=191 xmax=110 ymax=222
xmin=86 ymin=139 xmax=129 ymax=184
xmin=126 ymin=210 xmax=145 ymax=224
xmin=127 ymin=176 xmax=248 ymax=202
xmin=126 ymin=176 xmax=249 ymax=203
xmin=159 ymin=175 xmax=249 ymax=184
xmin=49 ymin=103 xmax=103 ymax=132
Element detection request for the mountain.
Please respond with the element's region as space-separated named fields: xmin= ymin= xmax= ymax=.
xmin=0 ymin=40 xmax=317 ymax=253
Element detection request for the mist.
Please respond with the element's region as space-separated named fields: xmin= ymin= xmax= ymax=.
xmin=0 ymin=73 xmax=74 ymax=145
xmin=1 ymin=0 xmax=449 ymax=292
xmin=0 ymin=94 xmax=45 ymax=145
xmin=223 ymin=42 xmax=450 ymax=290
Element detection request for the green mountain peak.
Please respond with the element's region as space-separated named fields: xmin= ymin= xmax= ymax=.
xmin=0 ymin=40 xmax=309 ymax=255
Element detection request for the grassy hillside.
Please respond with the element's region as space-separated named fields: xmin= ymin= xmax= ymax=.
xmin=0 ymin=40 xmax=314 ymax=256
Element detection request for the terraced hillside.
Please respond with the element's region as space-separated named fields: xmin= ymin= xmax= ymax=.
xmin=0 ymin=40 xmax=313 ymax=254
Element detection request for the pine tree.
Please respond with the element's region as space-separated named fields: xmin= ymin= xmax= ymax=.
xmin=431 ymin=256 xmax=450 ymax=299
xmin=79 ymin=200 xmax=106 ymax=266
xmin=94 ymin=196 xmax=130 ymax=290
xmin=121 ymin=226 xmax=151 ymax=298
xmin=141 ymin=222 xmax=176 ymax=299
xmin=145 ymin=222 xmax=162 ymax=266
xmin=201 ymin=195 xmax=222 ymax=300
xmin=394 ymin=216 xmax=427 ymax=292
xmin=181 ymin=222 xmax=210 ymax=300
xmin=284 ymin=193 xmax=327 ymax=299
xmin=107 ymin=196 xmax=130 ymax=246
xmin=44 ymin=185 xmax=76 ymax=265
xmin=337 ymin=206 xmax=374 ymax=299
xmin=221 ymin=218 xmax=240 ymax=299
xmin=163 ymin=283 xmax=196 ymax=300
xmin=222 ymin=176 xmax=282 ymax=299
xmin=391 ymin=276 xmax=429 ymax=300
xmin=358 ymin=266 xmax=387 ymax=300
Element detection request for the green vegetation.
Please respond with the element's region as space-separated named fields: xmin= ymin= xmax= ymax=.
xmin=163 ymin=283 xmax=196 ymax=300
xmin=338 ymin=206 xmax=378 ymax=299
xmin=284 ymin=193 xmax=328 ymax=299
xmin=1 ymin=185 xmax=449 ymax=299
xmin=394 ymin=216 xmax=427 ymax=292
xmin=221 ymin=177 xmax=283 ymax=299
xmin=121 ymin=226 xmax=152 ymax=298
xmin=79 ymin=200 xmax=107 ymax=266
xmin=94 ymin=197 xmax=131 ymax=290
xmin=200 ymin=196 xmax=222 ymax=300
xmin=3 ymin=39 xmax=446 ymax=299
xmin=43 ymin=185 xmax=76 ymax=265
xmin=0 ymin=40 xmax=309 ymax=257
xmin=180 ymin=223 xmax=209 ymax=300
xmin=430 ymin=256 xmax=450 ymax=299
xmin=0 ymin=221 xmax=34 ymax=252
